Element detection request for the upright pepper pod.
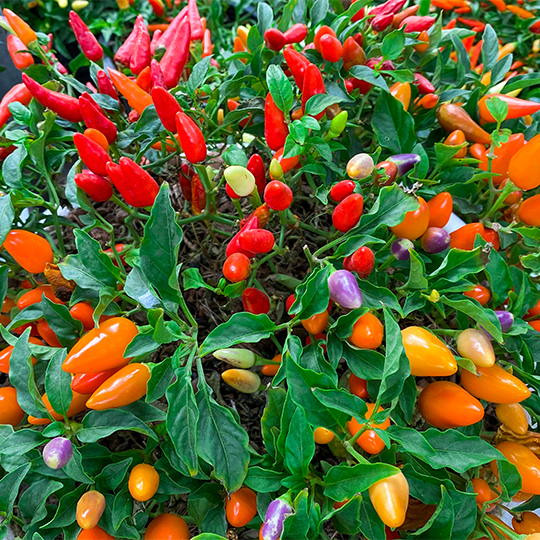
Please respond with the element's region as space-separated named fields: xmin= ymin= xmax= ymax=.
xmin=190 ymin=174 xmax=207 ymax=215
xmin=108 ymin=69 xmax=152 ymax=114
xmin=508 ymin=134 xmax=540 ymax=190
xmin=202 ymin=28 xmax=214 ymax=57
xmin=130 ymin=22 xmax=151 ymax=76
xmin=160 ymin=18 xmax=191 ymax=88
xmin=109 ymin=157 xmax=160 ymax=207
xmin=283 ymin=48 xmax=311 ymax=89
xmin=370 ymin=0 xmax=407 ymax=16
xmin=151 ymin=86 xmax=183 ymax=132
xmin=301 ymin=64 xmax=326 ymax=119
xmin=3 ymin=9 xmax=37 ymax=46
xmin=3 ymin=230 xmax=53 ymax=274
xmin=175 ymin=111 xmax=207 ymax=163
xmin=155 ymin=7 xmax=188 ymax=50
xmin=73 ymin=133 xmax=111 ymax=176
xmin=342 ymin=36 xmax=366 ymax=71
xmin=0 ymin=83 xmax=33 ymax=129
xmin=69 ymin=11 xmax=103 ymax=62
xmin=114 ymin=17 xmax=141 ymax=66
xmin=150 ymin=59 xmax=167 ymax=89
xmin=188 ymin=0 xmax=203 ymax=40
xmin=96 ymin=70 xmax=119 ymax=101
xmin=437 ymin=103 xmax=491 ymax=144
xmin=7 ymin=34 xmax=33 ymax=70
xmin=150 ymin=29 xmax=163 ymax=55
xmin=75 ymin=171 xmax=113 ymax=202
xmin=265 ymin=93 xmax=289 ymax=151
xmin=247 ymin=154 xmax=266 ymax=194
xmin=390 ymin=82 xmax=411 ymax=110
xmin=79 ymin=93 xmax=117 ymax=144
xmin=22 ymin=74 xmax=82 ymax=123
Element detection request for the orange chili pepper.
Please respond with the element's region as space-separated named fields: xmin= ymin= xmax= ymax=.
xmin=508 ymin=4 xmax=534 ymax=18
xmin=148 ymin=23 xmax=170 ymax=32
xmin=108 ymin=69 xmax=152 ymax=115
xmin=455 ymin=6 xmax=472 ymax=12
xmin=84 ymin=128 xmax=109 ymax=153
xmin=488 ymin=0 xmax=507 ymax=11
xmin=470 ymin=40 xmax=483 ymax=68
xmin=3 ymin=9 xmax=37 ymax=46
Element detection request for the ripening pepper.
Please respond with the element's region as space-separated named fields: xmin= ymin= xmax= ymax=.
xmin=86 ymin=363 xmax=150 ymax=410
xmin=114 ymin=16 xmax=141 ymax=66
xmin=0 ymin=387 xmax=25 ymax=427
xmin=188 ymin=0 xmax=203 ymax=40
xmin=3 ymin=9 xmax=37 ymax=46
xmin=22 ymin=74 xmax=82 ymax=123
xmin=3 ymin=230 xmax=53 ymax=273
xmin=79 ymin=93 xmax=117 ymax=144
xmin=495 ymin=403 xmax=528 ymax=435
xmin=213 ymin=348 xmax=257 ymax=368
xmin=437 ymin=103 xmax=491 ymax=145
xmin=160 ymin=18 xmax=191 ymax=88
xmin=247 ymin=154 xmax=266 ymax=194
xmin=154 ymin=7 xmax=188 ymax=51
xmin=96 ymin=71 xmax=119 ymax=101
xmin=226 ymin=487 xmax=258 ymax=527
xmin=508 ymin=134 xmax=540 ymax=190
xmin=283 ymin=48 xmax=311 ymax=89
xmin=190 ymin=174 xmax=206 ymax=215
xmin=400 ymin=15 xmax=436 ymax=32
xmin=7 ymin=34 xmax=33 ymax=70
xmin=175 ymin=111 xmax=207 ymax=163
xmin=77 ymin=491 xmax=106 ymax=530
xmin=370 ymin=0 xmax=407 ymax=16
xmin=478 ymin=94 xmax=540 ymax=122
xmin=261 ymin=496 xmax=293 ymax=540
xmin=72 ymin=368 xmax=120 ymax=394
xmin=302 ymin=64 xmax=326 ymax=119
xmin=73 ymin=133 xmax=111 ymax=176
xmin=110 ymin=157 xmax=159 ymax=207
xmin=28 ymin=391 xmax=90 ymax=425
xmin=226 ymin=215 xmax=259 ymax=258
xmin=129 ymin=463 xmax=160 ymax=502
xmin=413 ymin=73 xmax=435 ymax=94
xmin=265 ymin=28 xmax=286 ymax=51
xmin=69 ymin=11 xmax=103 ymax=62
xmin=129 ymin=16 xmax=151 ymax=75
xmin=265 ymin=93 xmax=289 ymax=151
xmin=108 ymin=69 xmax=152 ymax=115
xmin=74 ymin=171 xmax=113 ymax=202
xmin=150 ymin=59 xmax=167 ymax=89
xmin=151 ymin=86 xmax=183 ymax=132
xmin=62 ymin=317 xmax=139 ymax=373
xmin=0 ymin=83 xmax=32 ymax=129
xmin=372 ymin=13 xmax=394 ymax=31
xmin=390 ymin=82 xmax=411 ymax=110
xmin=493 ymin=442 xmax=540 ymax=495
xmin=369 ymin=472 xmax=409 ymax=529
xmin=342 ymin=36 xmax=366 ymax=71
xmin=456 ymin=328 xmax=495 ymax=367
xmin=202 ymin=28 xmax=214 ymax=58
xmin=478 ymin=133 xmax=524 ymax=184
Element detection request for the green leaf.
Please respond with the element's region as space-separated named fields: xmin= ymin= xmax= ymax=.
xmin=2 ymin=145 xmax=27 ymax=189
xmin=289 ymin=265 xmax=331 ymax=319
xmin=485 ymin=245 xmax=512 ymax=305
xmin=305 ymin=95 xmax=343 ymax=117
xmin=147 ymin=356 xmax=175 ymax=401
xmin=284 ymin=406 xmax=315 ymax=477
xmin=19 ymin=479 xmax=63 ymax=524
xmin=195 ymin=370 xmax=250 ymax=492
xmin=400 ymin=250 xmax=428 ymax=290
xmin=44 ymin=485 xmax=86 ymax=528
xmin=267 ymin=65 xmax=294 ymax=113
xmin=9 ymin=329 xmax=48 ymax=418
xmin=199 ymin=313 xmax=276 ymax=356
xmin=187 ymin=57 xmax=212 ymax=97
xmin=372 ymin=91 xmax=416 ymax=153
xmin=485 ymin=95 xmax=508 ymax=123
xmin=311 ymin=0 xmax=330 ymax=25
xmin=0 ymin=463 xmax=31 ymax=517
xmin=313 ymin=387 xmax=368 ymax=422
xmin=429 ymin=246 xmax=485 ymax=284
xmin=359 ymin=280 xmax=402 ymax=314
xmin=323 ymin=463 xmax=399 ymax=501
xmin=183 ymin=268 xmax=214 ymax=291
xmin=77 ymin=409 xmax=158 ymax=443
xmin=257 ymin=2 xmax=274 ymax=35
xmin=481 ymin=24 xmax=499 ymax=73
xmin=140 ymin=184 xmax=183 ymax=308
xmin=0 ymin=194 xmax=15 ymax=245
xmin=41 ymin=296 xmax=81 ymax=348
xmin=349 ymin=66 xmax=389 ymax=92
xmin=44 ymin=349 xmax=72 ymax=418
xmin=95 ymin=458 xmax=133 ymax=491
xmin=382 ymin=29 xmax=405 ymax=61
xmin=413 ymin=486 xmax=454 ymax=539
xmin=387 ymin=425 xmax=436 ymax=458
xmin=0 ymin=428 xmax=44 ymax=455
xmin=64 ymin=447 xmax=94 ymax=484
xmin=245 ymin=466 xmax=285 ymax=492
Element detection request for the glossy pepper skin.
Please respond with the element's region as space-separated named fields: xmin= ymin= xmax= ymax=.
xmin=247 ymin=154 xmax=266 ymax=194
xmin=437 ymin=103 xmax=491 ymax=145
xmin=391 ymin=197 xmax=429 ymax=240
xmin=151 ymin=87 xmax=183 ymax=132
xmin=402 ymin=326 xmax=457 ymax=377
xmin=449 ymin=222 xmax=484 ymax=250
xmin=390 ymin=82 xmax=411 ymax=110
xmin=3 ymin=230 xmax=54 ymax=274
xmin=342 ymin=36 xmax=366 ymax=71
xmin=79 ymin=93 xmax=117 ymax=144
xmin=478 ymin=94 xmax=540 ymax=122
xmin=188 ymin=0 xmax=204 ymax=40
xmin=62 ymin=317 xmax=138 ymax=374
xmin=427 ymin=192 xmax=453 ymax=228
xmin=460 ymin=364 xmax=531 ymax=403
xmin=332 ymin=193 xmax=363 ymax=232
xmin=110 ymin=157 xmax=159 ymax=208
xmin=72 ymin=368 xmax=119 ymax=394
xmin=348 ymin=403 xmax=390 ymax=454
xmin=509 ymin=134 xmax=540 ymax=191
xmin=108 ymin=69 xmax=152 ymax=115
xmin=495 ymin=402 xmax=528 ymax=435
xmin=226 ymin=487 xmax=258 ymax=527
xmin=0 ymin=387 xmax=25 ymax=426
xmin=3 ymin=9 xmax=37 ymax=46
xmin=175 ymin=112 xmax=207 ymax=163
xmin=96 ymin=70 xmax=119 ymax=101
xmin=22 ymin=74 xmax=82 ymax=123
xmin=284 ymin=23 xmax=308 ymax=44
xmin=369 ymin=472 xmax=409 ymax=529
xmin=77 ymin=491 xmax=106 ymax=530
xmin=493 ymin=442 xmax=540 ymax=495
xmin=128 ymin=463 xmax=160 ymax=502
xmin=283 ymin=48 xmax=310 ymax=89
xmin=28 ymin=391 xmax=90 ymax=425
xmin=86 ymin=363 xmax=151 ymax=410
xmin=160 ymin=18 xmax=191 ymax=88
xmin=69 ymin=11 xmax=103 ymax=62
xmin=418 ymin=381 xmax=484 ymax=428
xmin=130 ymin=16 xmax=151 ymax=75
xmin=78 ymin=526 xmax=114 ymax=540
xmin=519 ymin=194 xmax=540 ymax=226
xmin=302 ymin=64 xmax=326 ymax=119
xmin=265 ymin=93 xmax=289 ymax=151
xmin=144 ymin=513 xmax=190 ymax=540
xmin=0 ymin=83 xmax=32 ymax=129
xmin=7 ymin=34 xmax=33 ymax=70
xmin=74 ymin=171 xmax=113 ymax=202
xmin=73 ymin=133 xmax=111 ymax=177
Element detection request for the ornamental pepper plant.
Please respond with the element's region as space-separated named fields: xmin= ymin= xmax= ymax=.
xmin=1 ymin=0 xmax=540 ymax=538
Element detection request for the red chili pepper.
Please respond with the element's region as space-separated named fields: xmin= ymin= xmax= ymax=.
xmin=22 ymin=73 xmax=82 ymax=123
xmin=393 ymin=5 xmax=419 ymax=27
xmin=530 ymin=19 xmax=540 ymax=33
xmin=202 ymin=29 xmax=214 ymax=57
xmin=74 ymin=170 xmax=113 ymax=202
xmin=106 ymin=158 xmax=159 ymax=207
xmin=179 ymin=163 xmax=194 ymax=201
xmin=470 ymin=40 xmax=483 ymax=69
xmin=247 ymin=154 xmax=266 ymax=194
xmin=320 ymin=35 xmax=343 ymax=62
xmin=147 ymin=0 xmax=164 ymax=16
xmin=445 ymin=18 xmax=458 ymax=29
xmin=136 ymin=66 xmax=152 ymax=93
xmin=150 ymin=29 xmax=163 ymax=55
xmin=149 ymin=59 xmax=166 ymax=89
xmin=226 ymin=215 xmax=259 ymax=258
xmin=96 ymin=70 xmax=119 ymax=101
xmin=302 ymin=64 xmax=326 ymax=119
xmin=130 ymin=16 xmax=151 ymax=75
xmin=71 ymin=368 xmax=120 ymax=394
xmin=283 ymin=47 xmax=311 ymax=89
xmin=351 ymin=0 xmax=366 ymax=21
xmin=7 ymin=34 xmax=33 ymax=70
xmin=0 ymin=83 xmax=32 ymax=129
xmin=239 ymin=229 xmax=275 ymax=253
xmin=413 ymin=73 xmax=435 ymax=94
xmin=79 ymin=93 xmax=117 ymax=144
xmin=73 ymin=133 xmax=111 ymax=176
xmin=283 ymin=23 xmax=308 ymax=44
xmin=400 ymin=16 xmax=436 ymax=32
xmin=272 ymin=146 xmax=300 ymax=176
xmin=188 ymin=0 xmax=204 ymax=40
xmin=371 ymin=0 xmax=407 ymax=16
xmin=265 ymin=93 xmax=289 ymax=151
xmin=190 ymin=174 xmax=206 ymax=214
xmin=155 ymin=7 xmax=187 ymax=50
xmin=175 ymin=112 xmax=207 ymax=163
xmin=342 ymin=36 xmax=366 ymax=71
xmin=160 ymin=17 xmax=191 ymax=88
xmin=151 ymin=86 xmax=183 ymax=132
xmin=265 ymin=28 xmax=286 ymax=51
xmin=114 ymin=15 xmax=143 ymax=66
xmin=372 ymin=13 xmax=394 ymax=31
xmin=69 ymin=10 xmax=103 ymax=62
xmin=332 ymin=193 xmax=363 ymax=232
xmin=242 ymin=288 xmax=270 ymax=314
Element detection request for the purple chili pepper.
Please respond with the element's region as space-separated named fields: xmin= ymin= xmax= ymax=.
xmin=366 ymin=57 xmax=395 ymax=71
xmin=43 ymin=437 xmax=73 ymax=469
xmin=328 ymin=270 xmax=363 ymax=309
xmin=261 ymin=498 xmax=294 ymax=540
xmin=391 ymin=238 xmax=414 ymax=261
xmin=421 ymin=227 xmax=450 ymax=254
xmin=387 ymin=154 xmax=421 ymax=176
xmin=495 ymin=310 xmax=514 ymax=333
